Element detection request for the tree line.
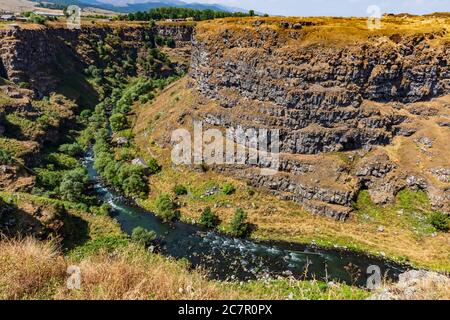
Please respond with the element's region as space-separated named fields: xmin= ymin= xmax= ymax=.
xmin=117 ymin=7 xmax=259 ymax=22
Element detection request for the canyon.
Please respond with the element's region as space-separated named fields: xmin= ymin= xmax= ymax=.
xmin=1 ymin=17 xmax=449 ymax=221
xmin=0 ymin=16 xmax=449 ymax=300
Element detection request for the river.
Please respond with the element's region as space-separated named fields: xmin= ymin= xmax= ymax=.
xmin=84 ymin=150 xmax=409 ymax=286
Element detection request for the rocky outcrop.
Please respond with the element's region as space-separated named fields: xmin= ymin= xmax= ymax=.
xmin=156 ymin=24 xmax=194 ymax=42
xmin=370 ymin=270 xmax=450 ymax=300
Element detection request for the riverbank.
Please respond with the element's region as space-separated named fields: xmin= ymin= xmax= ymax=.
xmin=0 ymin=191 xmax=369 ymax=300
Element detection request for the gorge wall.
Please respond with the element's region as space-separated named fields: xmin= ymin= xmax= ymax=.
xmin=0 ymin=23 xmax=194 ymax=96
xmin=187 ymin=17 xmax=450 ymax=219
xmin=191 ymin=18 xmax=449 ymax=154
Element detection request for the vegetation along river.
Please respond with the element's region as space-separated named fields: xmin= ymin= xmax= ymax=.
xmin=84 ymin=150 xmax=410 ymax=287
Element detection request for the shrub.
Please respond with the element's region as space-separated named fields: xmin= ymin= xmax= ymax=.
xmin=0 ymin=148 xmax=13 ymax=165
xmin=166 ymin=37 xmax=176 ymax=48
xmin=199 ymin=207 xmax=220 ymax=229
xmin=46 ymin=152 xmax=79 ymax=169
xmin=123 ymin=173 xmax=148 ymax=198
xmin=173 ymin=184 xmax=188 ymax=196
xmin=36 ymin=168 xmax=63 ymax=191
xmin=90 ymin=204 xmax=111 ymax=216
xmin=222 ymin=182 xmax=236 ymax=195
xmin=429 ymin=212 xmax=449 ymax=232
xmin=147 ymin=157 xmax=161 ymax=174
xmin=131 ymin=227 xmax=156 ymax=246
xmin=110 ymin=113 xmax=128 ymax=132
xmin=18 ymin=82 xmax=30 ymax=89
xmin=228 ymin=208 xmax=253 ymax=238
xmin=59 ymin=142 xmax=84 ymax=157
xmin=154 ymin=194 xmax=180 ymax=222
xmin=59 ymin=167 xmax=89 ymax=203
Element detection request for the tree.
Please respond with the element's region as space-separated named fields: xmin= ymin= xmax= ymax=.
xmin=123 ymin=173 xmax=148 ymax=198
xmin=222 ymin=182 xmax=236 ymax=195
xmin=59 ymin=167 xmax=89 ymax=203
xmin=199 ymin=207 xmax=220 ymax=229
xmin=155 ymin=194 xmax=180 ymax=222
xmin=109 ymin=113 xmax=128 ymax=132
xmin=131 ymin=227 xmax=157 ymax=246
xmin=249 ymin=10 xmax=255 ymax=17
xmin=429 ymin=212 xmax=449 ymax=232
xmin=173 ymin=184 xmax=188 ymax=196
xmin=59 ymin=142 xmax=83 ymax=157
xmin=228 ymin=208 xmax=253 ymax=238
xmin=0 ymin=148 xmax=13 ymax=165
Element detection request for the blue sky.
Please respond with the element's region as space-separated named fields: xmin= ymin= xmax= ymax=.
xmin=96 ymin=0 xmax=449 ymax=16
xmin=183 ymin=0 xmax=450 ymax=16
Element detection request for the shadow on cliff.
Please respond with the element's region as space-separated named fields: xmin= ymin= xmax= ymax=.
xmin=50 ymin=48 xmax=100 ymax=109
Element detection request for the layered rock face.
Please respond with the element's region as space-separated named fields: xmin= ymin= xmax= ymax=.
xmin=191 ymin=19 xmax=449 ymax=154
xmin=188 ymin=17 xmax=450 ymax=219
xmin=0 ymin=24 xmax=194 ymax=95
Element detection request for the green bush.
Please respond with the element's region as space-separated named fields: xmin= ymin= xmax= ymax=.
xmin=228 ymin=208 xmax=253 ymax=238
xmin=36 ymin=168 xmax=63 ymax=191
xmin=131 ymin=227 xmax=157 ymax=246
xmin=429 ymin=212 xmax=449 ymax=232
xmin=59 ymin=167 xmax=89 ymax=203
xmin=0 ymin=148 xmax=13 ymax=165
xmin=166 ymin=37 xmax=176 ymax=48
xmin=123 ymin=173 xmax=148 ymax=198
xmin=90 ymin=204 xmax=111 ymax=216
xmin=222 ymin=182 xmax=236 ymax=195
xmin=110 ymin=113 xmax=128 ymax=132
xmin=18 ymin=82 xmax=30 ymax=89
xmin=80 ymin=109 xmax=92 ymax=118
xmin=155 ymin=194 xmax=180 ymax=222
xmin=59 ymin=143 xmax=84 ymax=157
xmin=199 ymin=207 xmax=220 ymax=229
xmin=147 ymin=157 xmax=161 ymax=174
xmin=173 ymin=184 xmax=188 ymax=196
xmin=45 ymin=153 xmax=79 ymax=170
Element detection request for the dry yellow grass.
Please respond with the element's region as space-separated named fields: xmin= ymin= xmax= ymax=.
xmin=196 ymin=15 xmax=450 ymax=46
xmin=0 ymin=237 xmax=66 ymax=299
xmin=0 ymin=237 xmax=370 ymax=300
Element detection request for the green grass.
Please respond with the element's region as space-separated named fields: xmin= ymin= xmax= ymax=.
xmin=354 ymin=189 xmax=442 ymax=235
xmin=225 ymin=279 xmax=370 ymax=300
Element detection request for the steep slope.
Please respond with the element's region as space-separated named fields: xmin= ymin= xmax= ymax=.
xmin=185 ymin=16 xmax=450 ymax=218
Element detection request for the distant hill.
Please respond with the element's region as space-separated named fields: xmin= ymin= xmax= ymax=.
xmin=33 ymin=0 xmax=246 ymax=13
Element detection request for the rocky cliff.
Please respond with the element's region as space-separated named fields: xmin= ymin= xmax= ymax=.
xmin=191 ymin=17 xmax=449 ymax=154
xmin=186 ymin=17 xmax=450 ymax=219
